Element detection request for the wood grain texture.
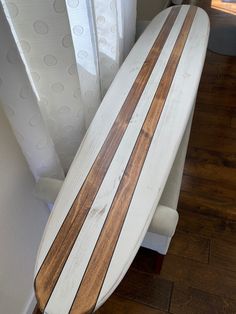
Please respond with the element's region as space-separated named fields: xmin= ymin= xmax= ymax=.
xmin=32 ymin=305 xmax=41 ymax=314
xmin=168 ymin=231 xmax=210 ymax=263
xmin=115 ymin=269 xmax=173 ymax=311
xmin=70 ymin=6 xmax=197 ymax=313
xmin=170 ymin=284 xmax=236 ymax=314
xmin=34 ymin=6 xmax=181 ymax=311
xmin=179 ymin=174 xmax=236 ymax=219
xmin=181 ymin=174 xmax=236 ymax=199
xmin=210 ymin=239 xmax=236 ymax=272
xmin=178 ymin=190 xmax=236 ymax=220
xmin=161 ymin=254 xmax=236 ymax=300
xmin=177 ymin=209 xmax=236 ymax=244
xmin=189 ymin=132 xmax=236 ymax=154
xmin=184 ymin=149 xmax=236 ymax=169
xmin=192 ymin=110 xmax=233 ymax=129
xmin=181 ymin=0 xmax=236 ymax=221
xmin=183 ymin=159 xmax=236 ymax=190
xmin=192 ymin=124 xmax=236 ymax=141
xmin=97 ymin=295 xmax=167 ymax=314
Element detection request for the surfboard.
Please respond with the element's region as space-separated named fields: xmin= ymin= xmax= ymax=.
xmin=34 ymin=5 xmax=209 ymax=314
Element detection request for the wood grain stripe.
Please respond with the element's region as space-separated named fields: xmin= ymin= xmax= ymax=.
xmin=69 ymin=6 xmax=197 ymax=314
xmin=35 ymin=6 xmax=181 ymax=311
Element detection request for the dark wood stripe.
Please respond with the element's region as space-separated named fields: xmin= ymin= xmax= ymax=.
xmin=70 ymin=6 xmax=197 ymax=314
xmin=34 ymin=6 xmax=181 ymax=311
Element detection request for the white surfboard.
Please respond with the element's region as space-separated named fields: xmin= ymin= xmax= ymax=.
xmin=34 ymin=5 xmax=209 ymax=314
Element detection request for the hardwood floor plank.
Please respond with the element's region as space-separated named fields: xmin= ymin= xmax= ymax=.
xmin=183 ymin=159 xmax=236 ymax=190
xmin=97 ymin=295 xmax=167 ymax=314
xmin=170 ymin=283 xmax=236 ymax=314
xmin=203 ymin=51 xmax=235 ymax=65
xmin=177 ymin=210 xmax=236 ymax=244
xmin=178 ymin=190 xmax=236 ymax=220
xmin=161 ymin=254 xmax=236 ymax=300
xmin=191 ymin=124 xmax=236 ymax=140
xmin=196 ymin=90 xmax=236 ymax=108
xmin=179 ymin=175 xmax=236 ymax=219
xmin=186 ymin=148 xmax=236 ymax=168
xmin=115 ymin=269 xmax=173 ymax=311
xmin=199 ymin=76 xmax=236 ymax=94
xmin=181 ymin=174 xmax=236 ymax=200
xmin=195 ymin=47 xmax=236 ymax=109
xmin=210 ymin=239 xmax=236 ymax=272
xmin=193 ymin=108 xmax=234 ymax=127
xmin=193 ymin=110 xmax=232 ymax=131
xmin=168 ymin=231 xmax=210 ymax=263
xmin=188 ymin=132 xmax=236 ymax=154
xmin=199 ymin=66 xmax=236 ymax=86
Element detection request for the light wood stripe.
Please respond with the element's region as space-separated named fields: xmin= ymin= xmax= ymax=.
xmin=69 ymin=6 xmax=197 ymax=314
xmin=34 ymin=6 xmax=181 ymax=311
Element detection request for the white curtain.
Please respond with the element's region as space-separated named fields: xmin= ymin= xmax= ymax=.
xmin=0 ymin=0 xmax=137 ymax=179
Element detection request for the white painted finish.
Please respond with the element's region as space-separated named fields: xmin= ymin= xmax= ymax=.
xmin=35 ymin=6 xmax=173 ymax=274
xmin=34 ymin=103 xmax=194 ymax=246
xmin=143 ymin=105 xmax=194 ymax=253
xmin=35 ymin=5 xmax=209 ymax=313
xmin=158 ymin=107 xmax=194 ymax=211
xmin=44 ymin=8 xmax=191 ymax=313
xmin=97 ymin=8 xmax=209 ymax=308
xmin=34 ymin=177 xmax=178 ymax=238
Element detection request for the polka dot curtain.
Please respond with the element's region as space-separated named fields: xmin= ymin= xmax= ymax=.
xmin=0 ymin=0 xmax=137 ymax=179
xmin=0 ymin=4 xmax=65 ymax=180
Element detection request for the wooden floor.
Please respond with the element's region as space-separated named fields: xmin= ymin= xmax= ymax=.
xmin=98 ymin=1 xmax=236 ymax=313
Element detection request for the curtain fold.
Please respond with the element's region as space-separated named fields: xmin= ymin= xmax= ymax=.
xmin=0 ymin=2 xmax=65 ymax=180
xmin=0 ymin=0 xmax=137 ymax=179
xmin=66 ymin=0 xmax=102 ymax=128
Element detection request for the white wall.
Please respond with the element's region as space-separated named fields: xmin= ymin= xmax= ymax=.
xmin=0 ymin=106 xmax=49 ymax=314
